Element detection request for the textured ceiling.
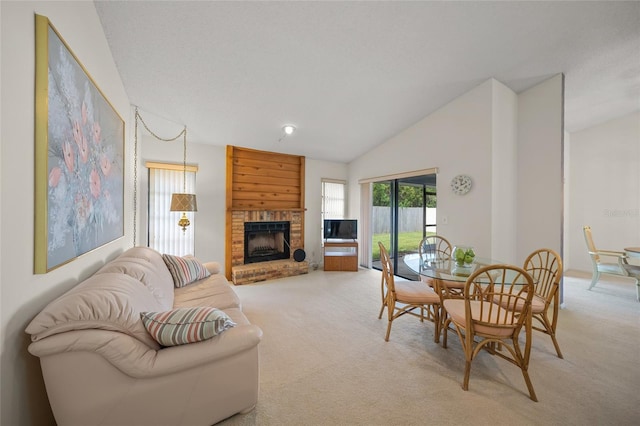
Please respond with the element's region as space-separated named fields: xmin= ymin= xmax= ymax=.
xmin=95 ymin=1 xmax=640 ymax=163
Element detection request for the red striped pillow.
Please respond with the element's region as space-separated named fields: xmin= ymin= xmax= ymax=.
xmin=140 ymin=307 xmax=236 ymax=347
xmin=162 ymin=254 xmax=211 ymax=288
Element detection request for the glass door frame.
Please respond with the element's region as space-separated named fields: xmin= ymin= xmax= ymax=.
xmin=371 ymin=173 xmax=437 ymax=280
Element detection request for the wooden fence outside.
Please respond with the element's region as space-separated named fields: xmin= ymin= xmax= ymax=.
xmin=372 ymin=207 xmax=437 ymax=234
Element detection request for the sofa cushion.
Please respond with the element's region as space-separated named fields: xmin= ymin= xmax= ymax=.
xmin=140 ymin=307 xmax=236 ymax=347
xmin=25 ymin=272 xmax=163 ymax=349
xmin=95 ymin=246 xmax=175 ymax=310
xmin=174 ymin=273 xmax=241 ymax=310
xmin=203 ymin=261 xmax=222 ymax=275
xmin=162 ymin=254 xmax=211 ymax=288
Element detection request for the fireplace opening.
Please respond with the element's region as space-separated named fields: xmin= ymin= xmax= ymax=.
xmin=244 ymin=221 xmax=290 ymax=264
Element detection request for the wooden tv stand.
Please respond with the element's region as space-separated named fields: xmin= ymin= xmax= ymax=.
xmin=323 ymin=239 xmax=358 ymax=271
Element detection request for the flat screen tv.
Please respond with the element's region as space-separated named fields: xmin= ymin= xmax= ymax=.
xmin=324 ymin=219 xmax=357 ymax=240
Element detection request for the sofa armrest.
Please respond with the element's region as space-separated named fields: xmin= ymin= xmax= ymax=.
xmin=28 ymin=324 xmax=263 ymax=379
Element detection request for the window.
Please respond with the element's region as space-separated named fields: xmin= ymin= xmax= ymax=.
xmin=321 ymin=179 xmax=346 ymax=240
xmin=147 ymin=162 xmax=198 ymax=256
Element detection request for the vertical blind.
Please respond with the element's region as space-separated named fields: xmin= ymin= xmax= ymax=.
xmin=148 ymin=167 xmax=196 ymax=256
xmin=322 ymin=180 xmax=346 ymax=219
xmin=321 ymin=180 xmax=346 ymax=240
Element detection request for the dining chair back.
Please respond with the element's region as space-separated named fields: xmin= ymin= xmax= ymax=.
xmin=418 ymin=235 xmax=452 ymax=271
xmin=442 ymin=264 xmax=537 ymax=401
xmin=523 ymin=248 xmax=563 ymax=358
xmin=378 ymin=242 xmax=441 ymax=342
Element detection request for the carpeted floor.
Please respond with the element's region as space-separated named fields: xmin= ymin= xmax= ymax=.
xmin=219 ymin=268 xmax=639 ymax=425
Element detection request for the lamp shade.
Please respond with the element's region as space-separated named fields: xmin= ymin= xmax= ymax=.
xmin=170 ymin=193 xmax=198 ymax=212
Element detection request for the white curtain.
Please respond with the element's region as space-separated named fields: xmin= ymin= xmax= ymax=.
xmin=148 ymin=167 xmax=196 ymax=256
xmin=359 ymin=182 xmax=372 ymax=268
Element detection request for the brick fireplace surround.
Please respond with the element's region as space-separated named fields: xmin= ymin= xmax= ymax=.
xmin=229 ymin=210 xmax=308 ymax=285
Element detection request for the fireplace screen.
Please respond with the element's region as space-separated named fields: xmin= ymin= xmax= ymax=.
xmin=244 ymin=221 xmax=290 ymax=264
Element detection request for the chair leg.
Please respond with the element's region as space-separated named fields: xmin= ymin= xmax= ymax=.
xmin=537 ymin=312 xmax=563 ymax=359
xmin=433 ymin=308 xmax=440 ymax=344
xmin=384 ymin=320 xmax=392 ymax=342
xmin=462 ymin=360 xmax=472 ymax=391
xmin=635 ymin=278 xmax=640 ymax=302
xmin=521 ymin=368 xmax=538 ymax=402
xmin=588 ymin=269 xmax=600 ymax=290
xmin=441 ymin=318 xmax=449 ymax=348
xmin=379 ymin=276 xmax=386 ymax=319
xmin=384 ymin=299 xmax=395 ymax=342
xmin=549 ymin=333 xmax=563 ymax=359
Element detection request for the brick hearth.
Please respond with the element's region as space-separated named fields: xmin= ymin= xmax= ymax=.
xmin=232 ymin=259 xmax=308 ymax=285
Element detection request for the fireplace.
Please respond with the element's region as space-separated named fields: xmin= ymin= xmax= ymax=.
xmin=244 ymin=221 xmax=290 ymax=264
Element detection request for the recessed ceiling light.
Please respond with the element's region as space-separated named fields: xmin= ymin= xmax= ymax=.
xmin=283 ymin=125 xmax=296 ymax=135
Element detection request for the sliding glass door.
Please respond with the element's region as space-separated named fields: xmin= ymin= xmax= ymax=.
xmin=371 ymin=174 xmax=436 ymax=280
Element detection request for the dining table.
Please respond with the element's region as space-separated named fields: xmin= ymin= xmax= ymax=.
xmin=403 ymin=252 xmax=532 ymax=285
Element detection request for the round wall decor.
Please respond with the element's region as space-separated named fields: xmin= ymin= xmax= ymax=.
xmin=450 ymin=174 xmax=472 ymax=195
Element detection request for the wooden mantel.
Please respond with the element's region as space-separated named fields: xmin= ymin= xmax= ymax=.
xmin=224 ymin=146 xmax=306 ymax=280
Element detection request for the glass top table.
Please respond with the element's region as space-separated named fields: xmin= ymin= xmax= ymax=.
xmin=403 ymin=253 xmax=531 ymax=284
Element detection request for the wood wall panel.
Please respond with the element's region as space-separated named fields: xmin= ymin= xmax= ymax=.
xmin=226 ymin=146 xmax=305 ymax=210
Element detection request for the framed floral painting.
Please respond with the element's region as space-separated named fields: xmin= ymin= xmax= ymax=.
xmin=34 ymin=15 xmax=124 ymax=273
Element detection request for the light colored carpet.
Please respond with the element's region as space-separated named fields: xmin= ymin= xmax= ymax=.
xmin=220 ymin=268 xmax=640 ymax=425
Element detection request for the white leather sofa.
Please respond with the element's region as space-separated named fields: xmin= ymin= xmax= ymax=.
xmin=26 ymin=246 xmax=262 ymax=426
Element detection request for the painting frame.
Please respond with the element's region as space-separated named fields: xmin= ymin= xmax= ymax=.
xmin=34 ymin=14 xmax=124 ymax=274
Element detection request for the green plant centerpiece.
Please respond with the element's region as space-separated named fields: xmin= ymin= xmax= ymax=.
xmin=453 ymin=246 xmax=475 ymax=268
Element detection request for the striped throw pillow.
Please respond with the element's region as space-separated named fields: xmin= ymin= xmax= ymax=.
xmin=140 ymin=307 xmax=236 ymax=347
xmin=162 ymin=254 xmax=211 ymax=288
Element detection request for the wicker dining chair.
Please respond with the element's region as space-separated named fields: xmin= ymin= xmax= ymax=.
xmin=418 ymin=234 xmax=465 ymax=295
xmin=523 ymin=248 xmax=564 ymax=358
xmin=418 ymin=235 xmax=453 ymax=271
xmin=378 ymin=242 xmax=441 ymax=342
xmin=442 ymin=264 xmax=537 ymax=401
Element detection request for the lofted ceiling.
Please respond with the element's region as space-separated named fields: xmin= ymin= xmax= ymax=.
xmin=94 ymin=1 xmax=640 ymax=163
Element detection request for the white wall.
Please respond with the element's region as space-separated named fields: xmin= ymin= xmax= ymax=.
xmin=348 ymin=80 xmax=495 ymax=256
xmin=0 ymin=2 xmax=4 ymax=422
xmin=566 ymin=111 xmax=640 ymax=271
xmin=564 ymin=130 xmax=572 ymax=268
xmin=1 ymin=2 xmax=131 ymax=425
xmin=491 ymin=79 xmax=518 ymax=262
xmin=516 ymin=74 xmax=564 ymax=261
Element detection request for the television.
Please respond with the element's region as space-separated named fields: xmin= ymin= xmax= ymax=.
xmin=324 ymin=219 xmax=357 ymax=240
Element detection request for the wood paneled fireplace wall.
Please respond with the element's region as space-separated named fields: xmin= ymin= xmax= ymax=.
xmin=225 ymin=146 xmax=307 ymax=283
